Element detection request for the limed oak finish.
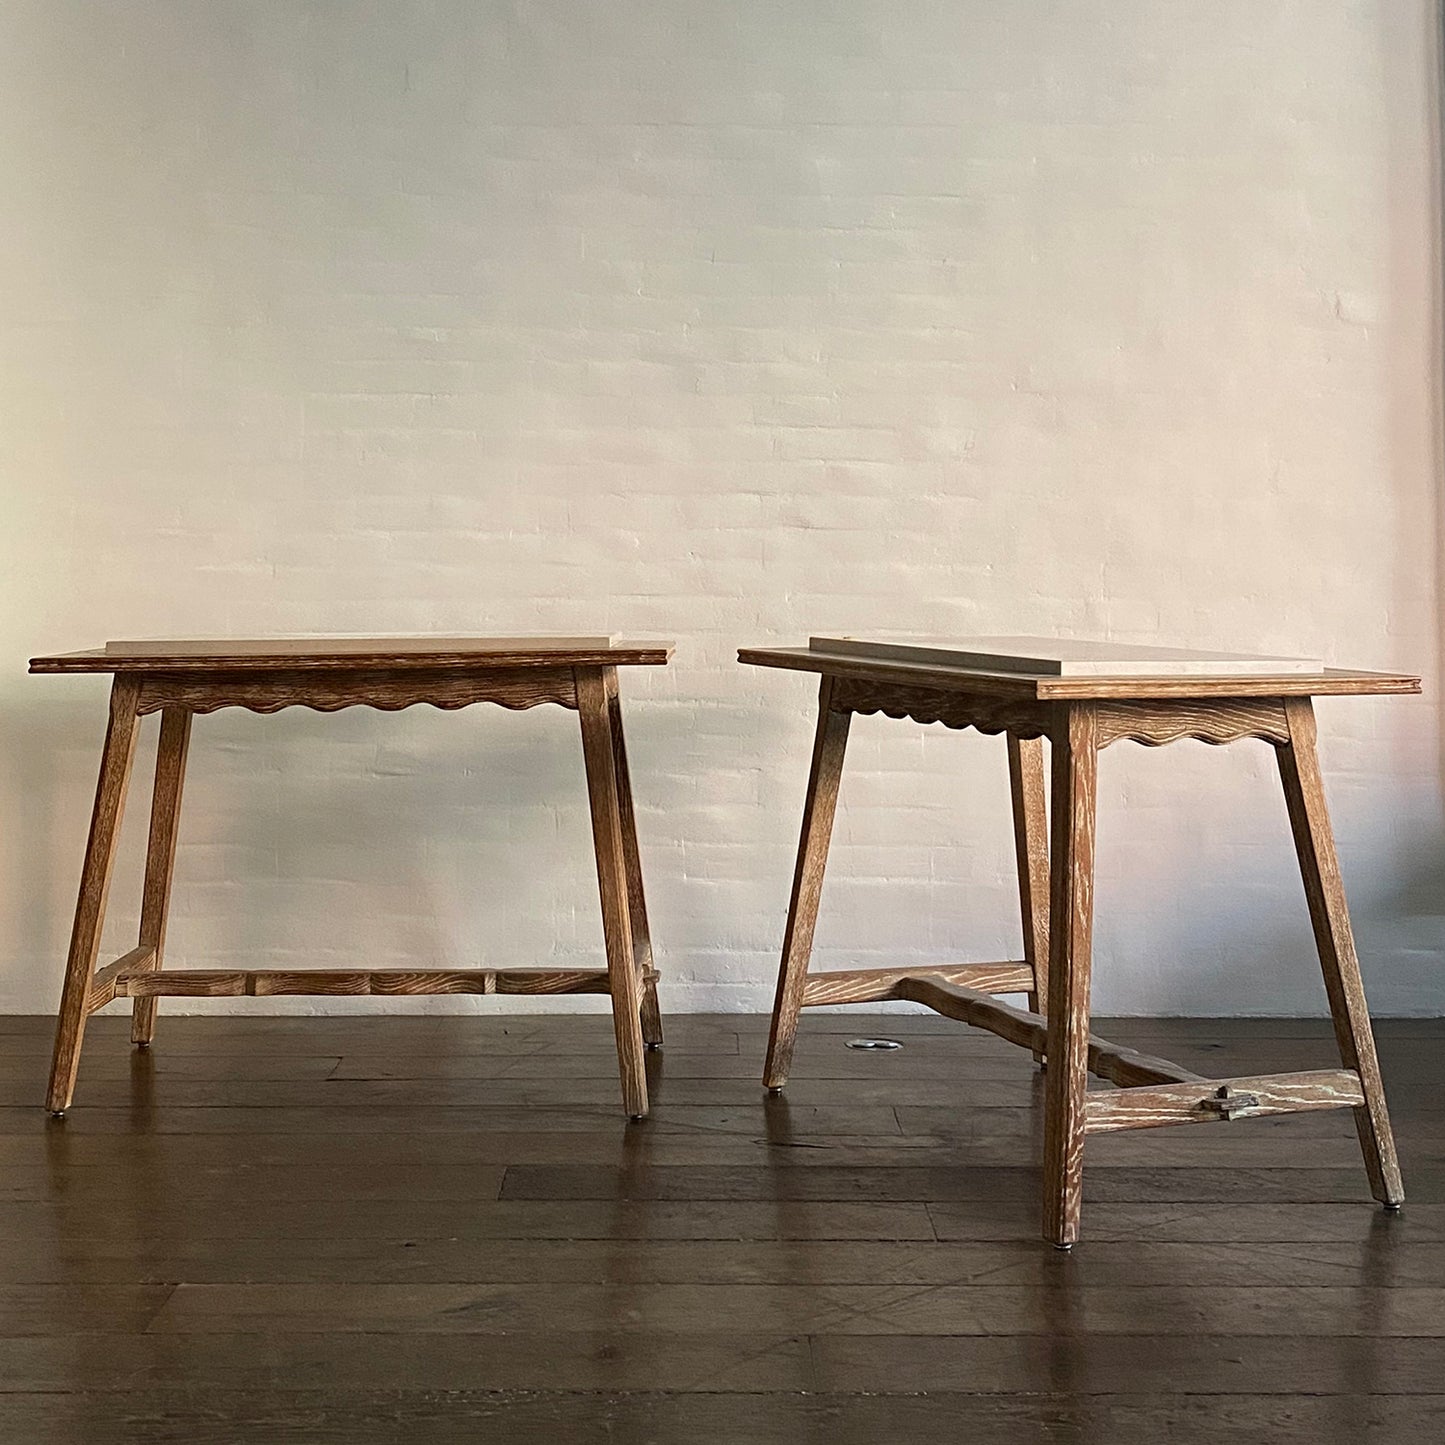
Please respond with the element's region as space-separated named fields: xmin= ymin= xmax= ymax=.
xmin=740 ymin=642 xmax=1420 ymax=1247
xmin=30 ymin=637 xmax=673 ymax=1119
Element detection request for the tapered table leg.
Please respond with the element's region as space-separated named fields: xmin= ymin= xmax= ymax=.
xmin=578 ymin=668 xmax=649 ymax=1120
xmin=1277 ymin=698 xmax=1403 ymax=1206
xmin=1042 ymin=704 xmax=1099 ymax=1248
xmin=131 ymin=708 xmax=192 ymax=1046
xmin=1008 ymin=734 xmax=1050 ymax=1062
xmin=605 ymin=670 xmax=662 ymax=1049
xmin=48 ymin=677 xmax=142 ymax=1114
xmin=763 ymin=676 xmax=851 ymax=1092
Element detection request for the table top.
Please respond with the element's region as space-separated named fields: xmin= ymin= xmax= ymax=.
xmin=807 ymin=635 xmax=1328 ymax=678
xmin=31 ymin=636 xmax=675 ymax=674
xmin=738 ymin=644 xmax=1421 ymax=702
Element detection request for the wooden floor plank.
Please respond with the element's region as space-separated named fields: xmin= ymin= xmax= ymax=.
xmin=0 ymin=1391 xmax=1438 ymax=1445
xmin=5 ymin=1237 xmax=1445 ymax=1287
xmin=0 ymin=1283 xmax=174 ymax=1334
xmin=0 ymin=1101 xmax=905 ymax=1136
xmin=139 ymin=1279 xmax=1445 ymax=1337
xmin=493 ymin=1162 xmax=1445 ymax=1204
xmin=0 ymin=1011 xmax=1440 ymax=1444
xmin=0 ymin=1330 xmax=818 ymax=1393
xmin=927 ymin=1199 xmax=1445 ymax=1242
xmin=0 ymin=1197 xmax=940 ymax=1243
xmin=810 ymin=1332 xmax=1445 ymax=1394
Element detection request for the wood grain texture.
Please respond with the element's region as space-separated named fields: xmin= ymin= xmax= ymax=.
xmin=1092 ymin=698 xmax=1290 ymax=749
xmin=605 ymin=668 xmax=662 ymax=1049
xmin=1277 ymin=698 xmax=1405 ymax=1207
xmin=764 ymin=674 xmax=852 ymax=1091
xmin=86 ymin=947 xmax=157 ymax=1014
xmin=576 ymin=667 xmax=649 ymax=1120
xmin=893 ymin=979 xmax=1046 ymax=1052
xmin=830 ymin=677 xmax=1048 ymax=737
xmin=801 ymin=962 xmax=1034 ymax=1007
xmin=1007 ymin=735 xmax=1051 ymax=1033
xmin=130 ymin=708 xmax=192 ymax=1045
xmin=1086 ymin=1069 xmax=1366 ymax=1133
xmin=1042 ymin=703 xmax=1099 ymax=1248
xmin=111 ymin=969 xmax=654 ymax=998
xmin=47 ymin=676 xmax=142 ymax=1114
xmin=1086 ymin=1041 xmax=1203 ymax=1090
xmin=31 ymin=637 xmax=674 ymax=673
xmin=739 ymin=645 xmax=1420 ymax=701
xmin=134 ymin=667 xmax=579 ymax=716
xmin=890 ymin=980 xmax=1198 ymax=1090
xmin=8 ymin=1390 xmax=1445 ymax=1445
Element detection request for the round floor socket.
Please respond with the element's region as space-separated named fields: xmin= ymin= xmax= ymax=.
xmin=844 ymin=1037 xmax=903 ymax=1051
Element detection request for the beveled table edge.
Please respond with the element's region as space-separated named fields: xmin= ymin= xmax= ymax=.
xmin=31 ymin=641 xmax=675 ymax=673
xmin=737 ymin=645 xmax=1422 ymax=701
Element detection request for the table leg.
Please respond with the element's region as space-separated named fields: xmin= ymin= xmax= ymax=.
xmin=1007 ymin=734 xmax=1050 ymax=1064
xmin=1042 ymin=704 xmax=1099 ymax=1248
xmin=764 ymin=675 xmax=851 ymax=1092
xmin=131 ymin=708 xmax=193 ymax=1047
xmin=605 ymin=670 xmax=662 ymax=1049
xmin=1277 ymin=698 xmax=1404 ymax=1207
xmin=578 ymin=667 xmax=649 ymax=1120
xmin=48 ymin=677 xmax=142 ymax=1114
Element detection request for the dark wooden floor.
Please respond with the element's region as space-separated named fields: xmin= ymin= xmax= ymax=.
xmin=0 ymin=1010 xmax=1442 ymax=1442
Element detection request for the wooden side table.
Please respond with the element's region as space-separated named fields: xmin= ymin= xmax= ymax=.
xmin=30 ymin=636 xmax=672 ymax=1120
xmin=739 ymin=641 xmax=1420 ymax=1247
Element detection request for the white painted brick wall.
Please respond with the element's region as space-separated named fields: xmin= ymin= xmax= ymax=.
xmin=1 ymin=1 xmax=1440 ymax=1017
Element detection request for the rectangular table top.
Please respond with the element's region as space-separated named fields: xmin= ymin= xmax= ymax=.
xmin=31 ymin=636 xmax=674 ymax=674
xmin=739 ymin=644 xmax=1420 ymax=702
xmin=809 ymin=635 xmax=1326 ymax=677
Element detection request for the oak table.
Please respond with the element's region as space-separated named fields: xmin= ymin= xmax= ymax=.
xmin=738 ymin=640 xmax=1420 ymax=1247
xmin=30 ymin=636 xmax=672 ymax=1120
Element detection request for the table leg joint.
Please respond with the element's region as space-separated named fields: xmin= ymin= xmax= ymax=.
xmin=86 ymin=947 xmax=158 ymax=1013
xmin=1085 ymin=1068 xmax=1366 ymax=1133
